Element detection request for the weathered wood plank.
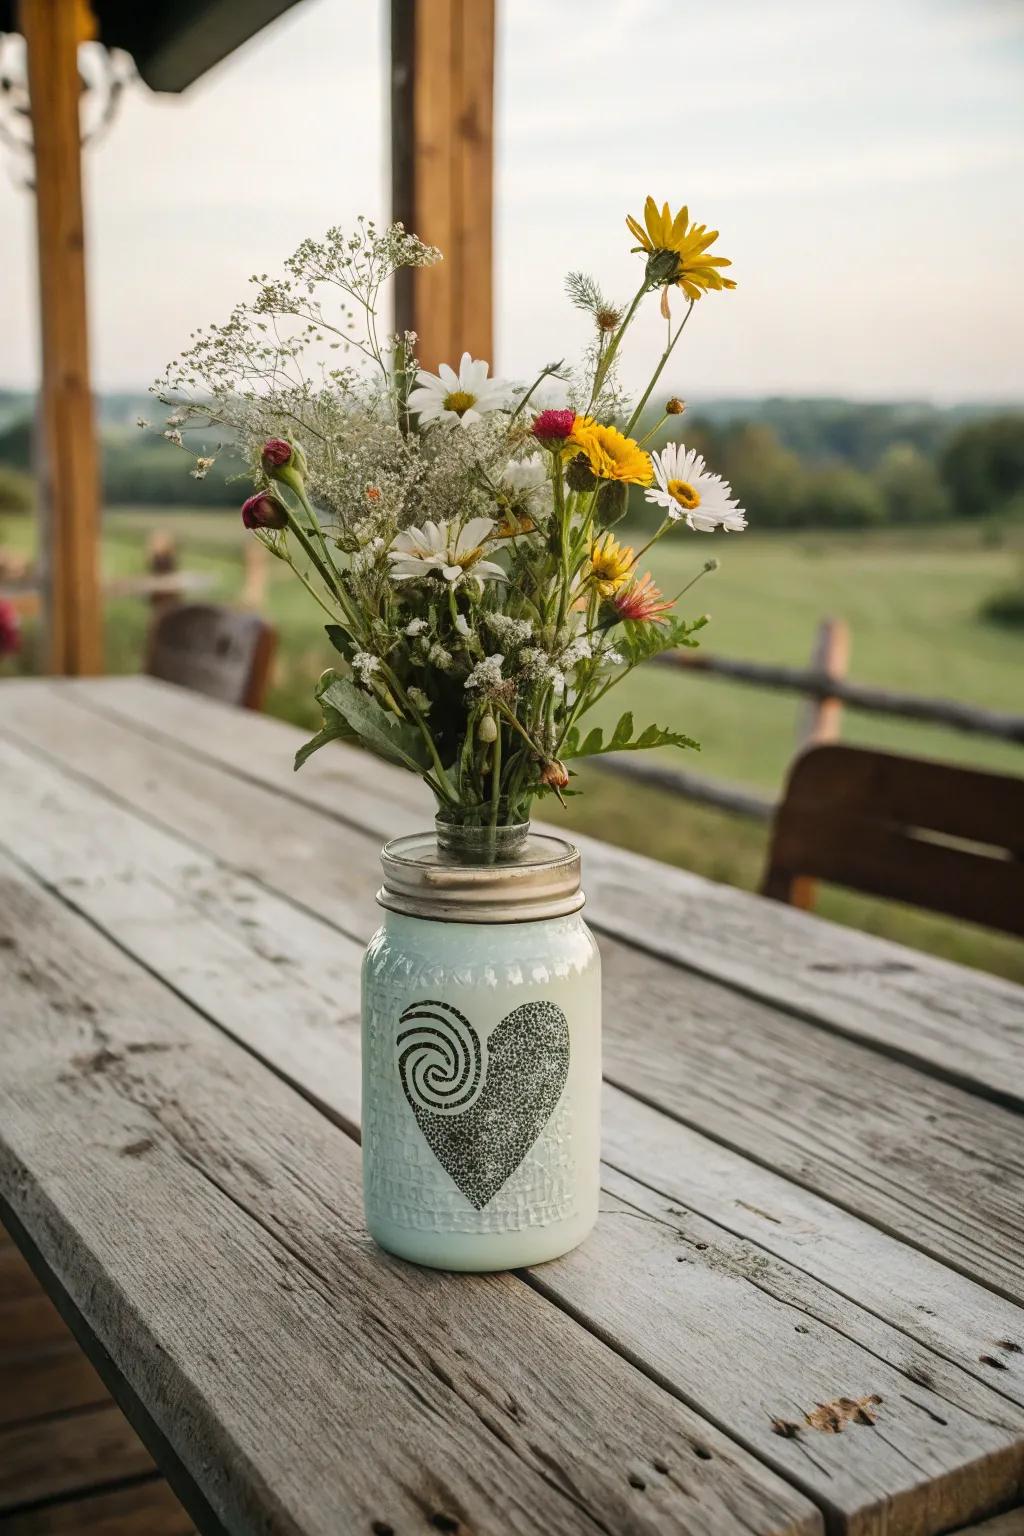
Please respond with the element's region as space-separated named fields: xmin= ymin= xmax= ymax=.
xmin=3 ymin=748 xmax=1024 ymax=1532
xmin=0 ymin=852 xmax=819 ymax=1536
xmin=0 ymin=1477 xmax=194 ymax=1535
xmin=0 ymin=1401 xmax=155 ymax=1513
xmin=3 ymin=698 xmax=1023 ymax=1305
xmin=56 ymin=675 xmax=1024 ymax=1110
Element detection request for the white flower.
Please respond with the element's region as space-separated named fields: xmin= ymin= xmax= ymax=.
xmin=559 ymin=635 xmax=592 ymax=669
xmin=454 ymin=613 xmax=471 ymax=638
xmin=351 ymin=651 xmax=380 ymax=683
xmin=485 ymin=612 xmax=533 ymax=645
xmin=428 ymin=641 xmax=453 ymax=670
xmin=407 ymin=352 xmax=509 ymax=428
xmin=404 ymin=617 xmax=428 ymax=636
xmin=190 ymin=455 xmax=215 ymax=481
xmin=136 ymin=415 xmax=150 ymax=429
xmin=502 ymin=455 xmax=548 ymax=496
xmin=388 ymin=517 xmax=506 ymax=585
xmin=163 ymin=428 xmax=183 ymax=447
xmin=352 ymin=537 xmax=385 ymax=576
xmin=646 ymin=442 xmax=747 ymax=532
xmin=465 ymin=654 xmax=505 ymax=692
xmin=601 ymin=647 xmax=624 ymax=667
xmin=408 ymin=686 xmax=432 ymax=715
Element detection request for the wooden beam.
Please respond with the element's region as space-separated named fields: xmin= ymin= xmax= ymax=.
xmin=20 ymin=0 xmax=103 ymax=675
xmin=391 ymin=0 xmax=494 ymax=370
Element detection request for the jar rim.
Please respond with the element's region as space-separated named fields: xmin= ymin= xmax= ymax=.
xmin=378 ymin=829 xmax=584 ymax=923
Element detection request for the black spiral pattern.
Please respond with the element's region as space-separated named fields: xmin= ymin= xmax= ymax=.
xmin=397 ymin=999 xmax=483 ymax=1113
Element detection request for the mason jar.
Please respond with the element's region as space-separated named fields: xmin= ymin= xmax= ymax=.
xmin=361 ymin=821 xmax=601 ymax=1271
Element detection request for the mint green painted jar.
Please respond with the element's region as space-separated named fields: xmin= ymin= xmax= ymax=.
xmin=361 ymin=823 xmax=601 ymax=1272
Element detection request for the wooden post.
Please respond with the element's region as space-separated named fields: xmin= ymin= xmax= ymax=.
xmin=20 ymin=0 xmax=103 ymax=675
xmin=789 ymin=616 xmax=850 ymax=910
xmin=796 ymin=617 xmax=850 ymax=752
xmin=391 ymin=0 xmax=494 ymax=370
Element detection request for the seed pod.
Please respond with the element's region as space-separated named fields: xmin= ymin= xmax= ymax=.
xmin=478 ymin=712 xmax=498 ymax=744
xmin=595 ymin=479 xmax=628 ymax=528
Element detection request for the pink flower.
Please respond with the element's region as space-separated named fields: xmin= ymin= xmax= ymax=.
xmin=241 ymin=491 xmax=288 ymax=530
xmin=532 ymin=409 xmax=576 ymax=444
xmin=612 ymin=572 xmax=675 ymax=624
xmin=261 ymin=438 xmax=294 ymax=469
xmin=0 ymin=598 xmax=21 ymax=658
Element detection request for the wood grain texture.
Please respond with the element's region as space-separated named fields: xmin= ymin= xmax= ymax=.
xmin=3 ymin=695 xmax=1022 ymax=1303
xmin=0 ymin=852 xmax=819 ymax=1536
xmin=18 ymin=1 xmax=102 ymax=676
xmin=405 ymin=0 xmax=494 ymax=368
xmin=0 ymin=1477 xmax=194 ymax=1535
xmin=2 ymin=740 xmax=1024 ymax=1531
xmin=55 ymin=676 xmax=1024 ymax=1112
xmin=0 ymin=1402 xmax=155 ymax=1512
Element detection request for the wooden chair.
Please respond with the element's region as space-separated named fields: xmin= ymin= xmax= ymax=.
xmin=762 ymin=743 xmax=1024 ymax=938
xmin=147 ymin=603 xmax=276 ymax=711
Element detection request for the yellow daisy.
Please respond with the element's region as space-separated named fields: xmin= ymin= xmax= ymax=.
xmin=568 ymin=417 xmax=653 ymax=486
xmin=588 ymin=532 xmax=635 ymax=598
xmin=626 ymin=197 xmax=736 ymax=300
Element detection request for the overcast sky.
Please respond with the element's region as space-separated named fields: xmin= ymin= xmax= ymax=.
xmin=1 ymin=0 xmax=1022 ymax=401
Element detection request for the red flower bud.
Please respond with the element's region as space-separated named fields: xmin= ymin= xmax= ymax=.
xmin=532 ymin=409 xmax=576 ymax=444
xmin=261 ymin=438 xmax=294 ymax=469
xmin=241 ymin=491 xmax=288 ymax=530
xmin=0 ymin=598 xmax=20 ymax=658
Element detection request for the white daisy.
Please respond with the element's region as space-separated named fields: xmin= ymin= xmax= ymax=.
xmin=388 ymin=517 xmax=506 ymax=585
xmin=407 ymin=353 xmax=509 ymax=428
xmin=646 ymin=442 xmax=747 ymax=532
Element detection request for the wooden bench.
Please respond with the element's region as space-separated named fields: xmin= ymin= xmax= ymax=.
xmin=763 ymin=743 xmax=1024 ymax=937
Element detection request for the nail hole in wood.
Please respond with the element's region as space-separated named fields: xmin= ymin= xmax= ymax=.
xmin=628 ymin=1473 xmax=646 ymax=1490
xmin=372 ymin=1524 xmax=394 ymax=1536
xmin=652 ymin=1457 xmax=669 ymax=1474
xmin=430 ymin=1516 xmax=459 ymax=1533
xmin=980 ymin=1354 xmax=1008 ymax=1370
xmin=690 ymin=1442 xmax=713 ymax=1460
xmin=997 ymin=1340 xmax=1022 ymax=1353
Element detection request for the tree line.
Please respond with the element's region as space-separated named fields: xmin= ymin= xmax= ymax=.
xmin=0 ymin=395 xmax=1022 ymax=529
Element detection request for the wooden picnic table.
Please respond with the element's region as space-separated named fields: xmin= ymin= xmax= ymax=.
xmin=1 ymin=674 xmax=1023 ymax=1536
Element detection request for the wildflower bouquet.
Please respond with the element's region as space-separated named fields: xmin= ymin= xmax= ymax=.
xmin=155 ymin=199 xmax=746 ymax=836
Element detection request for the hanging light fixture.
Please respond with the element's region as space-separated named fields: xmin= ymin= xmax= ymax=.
xmin=0 ymin=29 xmax=133 ymax=188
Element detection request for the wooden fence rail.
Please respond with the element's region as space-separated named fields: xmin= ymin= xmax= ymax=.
xmin=596 ymin=618 xmax=1024 ymax=824
xmin=655 ymin=649 xmax=1024 ymax=744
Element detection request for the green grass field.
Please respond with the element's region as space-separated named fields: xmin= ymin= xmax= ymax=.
xmin=5 ymin=508 xmax=1023 ymax=981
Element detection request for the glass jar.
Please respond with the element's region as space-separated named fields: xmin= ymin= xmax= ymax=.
xmin=361 ymin=821 xmax=601 ymax=1271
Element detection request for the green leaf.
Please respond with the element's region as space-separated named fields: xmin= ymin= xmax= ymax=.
xmin=318 ymin=677 xmax=431 ymax=773
xmin=293 ymin=710 xmax=359 ymax=771
xmin=324 ymin=624 xmax=350 ymax=657
xmin=619 ymin=614 xmax=707 ymax=668
xmin=563 ymin=708 xmax=699 ymax=760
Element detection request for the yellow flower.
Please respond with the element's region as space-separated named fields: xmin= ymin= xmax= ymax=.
xmin=568 ymin=417 xmax=653 ymax=486
xmin=626 ymin=197 xmax=736 ymax=300
xmin=588 ymin=532 xmax=635 ymax=597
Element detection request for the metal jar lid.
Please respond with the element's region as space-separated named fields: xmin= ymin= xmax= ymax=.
xmin=377 ymin=830 xmax=584 ymax=924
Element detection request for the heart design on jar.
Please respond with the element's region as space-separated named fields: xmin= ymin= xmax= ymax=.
xmin=396 ymin=998 xmax=570 ymax=1209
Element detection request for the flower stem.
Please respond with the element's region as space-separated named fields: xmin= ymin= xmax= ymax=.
xmin=589 ymin=280 xmax=648 ymax=409
xmin=623 ymin=299 xmax=695 ymax=437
